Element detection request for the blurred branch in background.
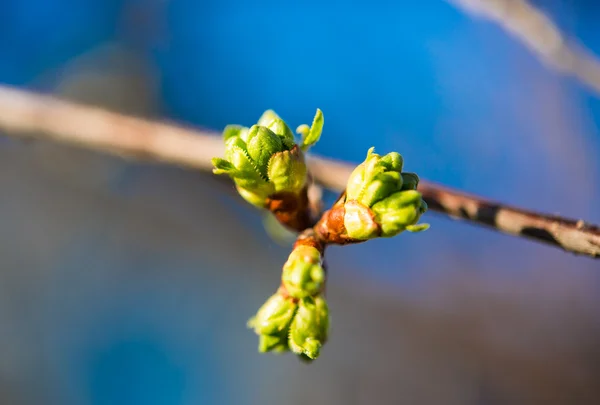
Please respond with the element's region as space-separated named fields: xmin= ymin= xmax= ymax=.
xmin=0 ymin=84 xmax=598 ymax=258
xmin=450 ymin=0 xmax=600 ymax=95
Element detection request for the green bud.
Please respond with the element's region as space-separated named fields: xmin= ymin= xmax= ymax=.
xmin=258 ymin=333 xmax=289 ymax=353
xmin=214 ymin=136 xmax=264 ymax=189
xmin=282 ymin=245 xmax=325 ymax=298
xmin=223 ymin=124 xmax=246 ymax=142
xmin=248 ymin=292 xmax=297 ymax=336
xmin=343 ymin=200 xmax=380 ymax=240
xmin=341 ymin=147 xmax=428 ymax=240
xmin=256 ymin=110 xmax=296 ymax=150
xmin=267 ymin=148 xmax=307 ymax=194
xmin=213 ymin=110 xmax=324 ymax=209
xmin=346 ymin=147 xmax=404 ymax=202
xmin=359 ymin=171 xmax=403 ymax=207
xmin=223 ymin=136 xmax=247 ymax=161
xmin=377 ymin=189 xmax=422 ymax=209
xmin=223 ymin=144 xmax=267 ymax=189
xmin=400 ymin=172 xmax=419 ymax=190
xmin=235 ymin=185 xmax=273 ymax=207
xmin=257 ymin=109 xmax=281 ymax=127
xmin=246 ymin=125 xmax=284 ymax=178
xmin=380 ymin=151 xmax=404 ymax=172
xmin=288 ymin=296 xmax=329 ymax=360
xmin=266 ymin=119 xmax=295 ymax=150
xmin=371 ymin=190 xmax=428 ymax=237
xmin=214 ymin=135 xmax=276 ymax=207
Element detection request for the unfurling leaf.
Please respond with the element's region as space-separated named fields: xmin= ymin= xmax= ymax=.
xmin=300 ymin=108 xmax=324 ymax=151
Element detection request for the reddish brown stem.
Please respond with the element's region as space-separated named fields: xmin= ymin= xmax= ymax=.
xmin=294 ymin=228 xmax=327 ymax=253
xmin=313 ymin=205 xmax=359 ymax=245
xmin=265 ymin=186 xmax=314 ymax=232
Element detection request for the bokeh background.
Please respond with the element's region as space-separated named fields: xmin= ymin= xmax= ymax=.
xmin=1 ymin=1 xmax=600 ymax=404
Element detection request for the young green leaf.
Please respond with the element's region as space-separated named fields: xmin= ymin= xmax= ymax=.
xmin=211 ymin=157 xmax=236 ymax=175
xmin=300 ymin=108 xmax=323 ymax=151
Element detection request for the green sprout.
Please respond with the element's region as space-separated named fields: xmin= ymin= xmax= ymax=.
xmin=343 ymin=147 xmax=429 ymax=240
xmin=247 ymin=291 xmax=297 ymax=354
xmin=247 ymin=242 xmax=329 ymax=360
xmin=288 ymin=295 xmax=329 ymax=360
xmin=211 ymin=109 xmax=323 ymax=208
xmin=281 ymin=245 xmax=325 ymax=299
xmin=247 ymin=292 xmax=297 ymax=337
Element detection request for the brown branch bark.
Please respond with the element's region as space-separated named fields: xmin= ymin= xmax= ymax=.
xmin=419 ymin=182 xmax=600 ymax=258
xmin=0 ymin=84 xmax=598 ymax=258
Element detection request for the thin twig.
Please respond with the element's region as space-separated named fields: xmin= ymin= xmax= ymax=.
xmin=450 ymin=0 xmax=600 ymax=95
xmin=419 ymin=182 xmax=600 ymax=258
xmin=308 ymin=157 xmax=600 ymax=257
xmin=0 ymin=85 xmax=598 ymax=258
xmin=0 ymin=84 xmax=222 ymax=170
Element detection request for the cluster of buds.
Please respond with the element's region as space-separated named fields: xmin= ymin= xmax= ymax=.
xmin=316 ymin=147 xmax=428 ymax=244
xmin=211 ymin=110 xmax=323 ymax=231
xmin=212 ymin=109 xmax=429 ymax=362
xmin=247 ymin=239 xmax=329 ymax=361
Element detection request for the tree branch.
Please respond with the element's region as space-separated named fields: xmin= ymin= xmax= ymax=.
xmin=0 ymin=84 xmax=598 ymax=258
xmin=450 ymin=0 xmax=600 ymax=96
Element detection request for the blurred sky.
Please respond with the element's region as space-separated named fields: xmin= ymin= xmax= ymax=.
xmin=1 ymin=0 xmax=599 ymax=208
xmin=1 ymin=1 xmax=599 ymax=404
